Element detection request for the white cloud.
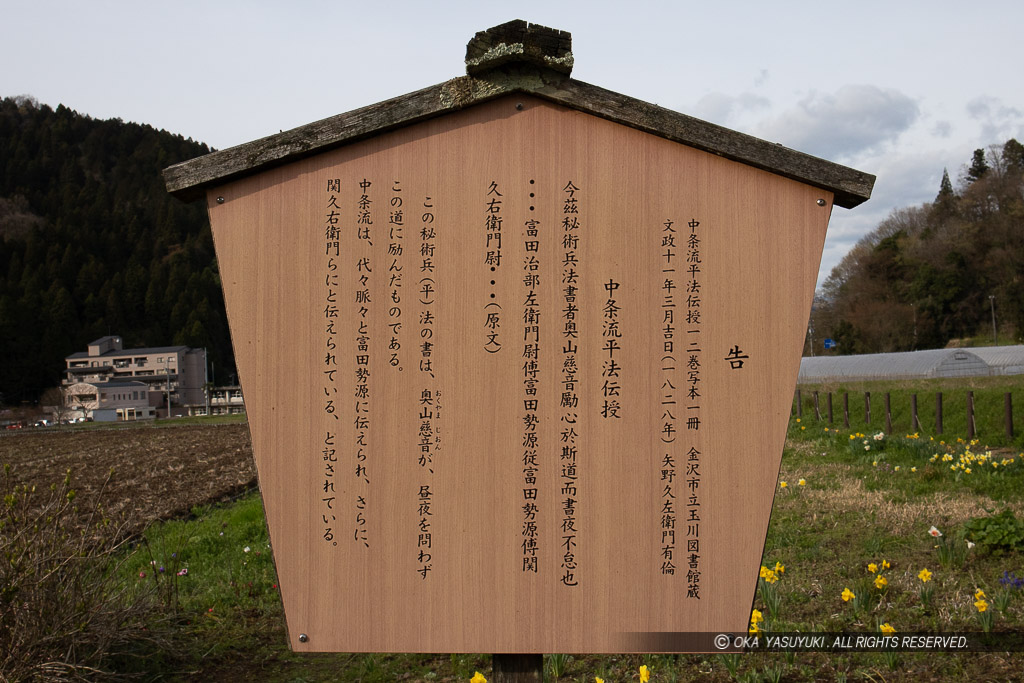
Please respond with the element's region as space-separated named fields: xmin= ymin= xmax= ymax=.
xmin=931 ymin=121 xmax=952 ymax=138
xmin=691 ymin=91 xmax=771 ymax=127
xmin=755 ymin=85 xmax=920 ymax=161
xmin=816 ymin=148 xmax=957 ymax=288
xmin=965 ymin=95 xmax=1024 ymax=144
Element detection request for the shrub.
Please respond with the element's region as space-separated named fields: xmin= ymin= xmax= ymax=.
xmin=0 ymin=464 xmax=169 ymax=681
xmin=964 ymin=509 xmax=1024 ymax=555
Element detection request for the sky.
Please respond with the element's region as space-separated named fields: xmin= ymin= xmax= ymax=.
xmin=4 ymin=0 xmax=1023 ymax=288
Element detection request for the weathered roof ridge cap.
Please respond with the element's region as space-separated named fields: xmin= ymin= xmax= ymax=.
xmin=164 ymin=21 xmax=874 ymax=209
xmin=465 ymin=19 xmax=573 ymax=76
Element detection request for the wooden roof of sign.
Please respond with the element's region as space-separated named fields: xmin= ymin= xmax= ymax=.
xmin=165 ymin=20 xmax=874 ymax=207
xmin=165 ymin=20 xmax=873 ymax=654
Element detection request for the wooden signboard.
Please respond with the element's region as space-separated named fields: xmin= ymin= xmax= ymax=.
xmin=166 ymin=21 xmax=873 ymax=654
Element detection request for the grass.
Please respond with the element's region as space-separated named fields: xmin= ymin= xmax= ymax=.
xmin=111 ymin=417 xmax=1024 ymax=681
xmin=152 ymin=414 xmax=248 ymax=427
xmin=36 ymin=413 xmax=249 ymax=432
xmin=13 ymin=378 xmax=1024 ymax=681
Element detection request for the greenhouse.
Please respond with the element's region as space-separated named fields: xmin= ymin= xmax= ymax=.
xmin=969 ymin=345 xmax=1024 ymax=375
xmin=798 ymin=345 xmax=1024 ymax=383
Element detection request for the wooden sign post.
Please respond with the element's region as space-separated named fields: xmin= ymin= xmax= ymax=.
xmin=166 ymin=21 xmax=873 ymax=656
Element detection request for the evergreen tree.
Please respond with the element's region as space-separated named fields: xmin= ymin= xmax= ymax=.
xmin=966 ymin=148 xmax=990 ymax=183
xmin=933 ymin=167 xmax=957 ymax=218
xmin=0 ymin=96 xmax=232 ymax=403
xmin=1003 ymin=138 xmax=1024 ymax=171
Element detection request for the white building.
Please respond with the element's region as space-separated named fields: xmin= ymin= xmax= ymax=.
xmin=63 ymin=335 xmax=207 ymax=417
xmin=64 ymin=380 xmax=155 ymax=421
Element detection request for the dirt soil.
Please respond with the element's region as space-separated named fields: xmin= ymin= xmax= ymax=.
xmin=0 ymin=423 xmax=255 ymax=531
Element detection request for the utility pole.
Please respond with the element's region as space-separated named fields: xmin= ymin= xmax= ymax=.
xmin=204 ymin=347 xmax=210 ymax=416
xmin=158 ymin=357 xmax=172 ymax=418
xmin=911 ymin=302 xmax=918 ymax=350
xmin=989 ymin=295 xmax=997 ymax=345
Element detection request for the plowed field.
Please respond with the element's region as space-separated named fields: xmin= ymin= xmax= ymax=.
xmin=0 ymin=422 xmax=255 ymax=530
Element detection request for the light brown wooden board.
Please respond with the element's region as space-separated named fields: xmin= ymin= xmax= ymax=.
xmin=206 ymin=94 xmax=831 ymax=653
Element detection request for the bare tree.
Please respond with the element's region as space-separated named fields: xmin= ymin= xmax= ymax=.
xmin=40 ymin=387 xmax=71 ymax=425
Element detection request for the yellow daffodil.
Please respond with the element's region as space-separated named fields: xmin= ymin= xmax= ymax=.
xmin=774 ymin=562 xmax=785 ymax=575
xmin=842 ymin=587 xmax=855 ymax=602
xmin=867 ymin=563 xmax=878 ymax=574
xmin=764 ymin=569 xmax=779 ymax=584
xmin=880 ymin=623 xmax=896 ymax=634
xmin=779 ymin=481 xmax=788 ymax=488
xmin=471 ymin=673 xmax=487 ymax=683
xmin=975 ymin=589 xmax=986 ymax=600
xmin=596 ymin=678 xmax=604 ymax=683
xmin=911 ymin=467 xmax=917 ymax=472
xmin=881 ymin=560 xmax=890 ymax=570
xmin=798 ymin=479 xmax=806 ymax=486
xmin=918 ymin=568 xmax=933 ymax=583
xmin=760 ymin=566 xmax=769 ymax=578
xmin=749 ymin=622 xmax=760 ymax=635
xmin=639 ymin=664 xmax=651 ymax=682
xmin=975 ymin=598 xmax=988 ymax=613
xmin=874 ymin=575 xmax=888 ymax=589
xmin=751 ymin=609 xmax=764 ymax=624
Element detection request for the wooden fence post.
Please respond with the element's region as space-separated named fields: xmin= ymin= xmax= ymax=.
xmin=493 ymin=654 xmax=543 ymax=683
xmin=843 ymin=392 xmax=850 ymax=429
xmin=865 ymin=392 xmax=871 ymax=425
xmin=1007 ymin=393 xmax=1014 ymax=440
xmin=911 ymin=394 xmax=919 ymax=432
xmin=967 ymin=391 xmax=975 ymax=440
xmin=827 ymin=392 xmax=834 ymax=425
xmin=814 ymin=391 xmax=821 ymax=421
xmin=885 ymin=392 xmax=892 ymax=435
xmin=936 ymin=392 xmax=943 ymax=435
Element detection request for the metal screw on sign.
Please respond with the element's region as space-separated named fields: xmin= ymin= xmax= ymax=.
xmin=816 ymin=199 xmax=826 ymax=206
xmin=216 ymin=196 xmax=225 ymax=204
xmin=298 ymin=633 xmax=309 ymax=643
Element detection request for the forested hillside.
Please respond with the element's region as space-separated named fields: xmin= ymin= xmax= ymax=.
xmin=2 ymin=94 xmax=1020 ymax=401
xmin=811 ymin=139 xmax=1024 ymax=354
xmin=0 ymin=96 xmax=231 ymax=404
